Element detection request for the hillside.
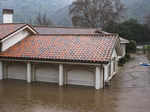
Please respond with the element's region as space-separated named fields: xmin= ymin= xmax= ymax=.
xmin=51 ymin=6 xmax=72 ymax=26
xmin=0 ymin=0 xmax=72 ymax=25
xmin=122 ymin=0 xmax=150 ymax=22
xmin=0 ymin=0 xmax=150 ymax=26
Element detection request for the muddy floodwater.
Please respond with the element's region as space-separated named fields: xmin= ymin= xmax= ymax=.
xmin=0 ymin=54 xmax=150 ymax=112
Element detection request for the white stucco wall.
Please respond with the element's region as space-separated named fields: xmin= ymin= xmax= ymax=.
xmin=2 ymin=30 xmax=30 ymax=51
xmin=104 ymin=48 xmax=119 ymax=82
xmin=121 ymin=43 xmax=126 ymax=57
xmin=111 ymin=49 xmax=117 ymax=74
xmin=104 ymin=64 xmax=109 ymax=81
xmin=112 ymin=48 xmax=117 ymax=58
xmin=111 ymin=49 xmax=118 ymax=75
xmin=0 ymin=61 xmax=3 ymax=80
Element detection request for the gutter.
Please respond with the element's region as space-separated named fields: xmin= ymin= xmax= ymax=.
xmin=0 ymin=56 xmax=109 ymax=66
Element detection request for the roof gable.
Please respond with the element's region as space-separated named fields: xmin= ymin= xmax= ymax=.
xmin=0 ymin=23 xmax=26 ymax=40
xmin=0 ymin=23 xmax=37 ymax=41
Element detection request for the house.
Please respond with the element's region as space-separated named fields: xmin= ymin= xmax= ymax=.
xmin=0 ymin=9 xmax=122 ymax=90
xmin=119 ymin=37 xmax=129 ymax=57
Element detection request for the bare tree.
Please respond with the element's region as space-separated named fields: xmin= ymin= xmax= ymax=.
xmin=69 ymin=0 xmax=125 ymax=28
xmin=34 ymin=12 xmax=53 ymax=26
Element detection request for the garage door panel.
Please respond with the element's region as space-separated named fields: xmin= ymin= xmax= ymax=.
xmin=7 ymin=63 xmax=26 ymax=80
xmin=67 ymin=79 xmax=94 ymax=86
xmin=35 ymin=64 xmax=58 ymax=83
xmin=67 ymin=69 xmax=94 ymax=86
xmin=7 ymin=73 xmax=26 ymax=80
xmin=36 ymin=76 xmax=58 ymax=83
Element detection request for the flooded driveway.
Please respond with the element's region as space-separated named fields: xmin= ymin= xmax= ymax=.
xmin=0 ymin=54 xmax=150 ymax=112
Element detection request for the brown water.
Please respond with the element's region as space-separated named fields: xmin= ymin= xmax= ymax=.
xmin=0 ymin=54 xmax=150 ymax=112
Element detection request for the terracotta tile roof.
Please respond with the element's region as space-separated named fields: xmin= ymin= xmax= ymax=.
xmin=0 ymin=23 xmax=27 ymax=40
xmin=0 ymin=34 xmax=119 ymax=63
xmin=34 ymin=26 xmax=101 ymax=35
xmin=34 ymin=26 xmax=129 ymax=44
xmin=99 ymin=31 xmax=129 ymax=44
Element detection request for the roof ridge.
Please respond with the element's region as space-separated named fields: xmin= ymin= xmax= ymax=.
xmin=34 ymin=25 xmax=101 ymax=29
xmin=35 ymin=33 xmax=118 ymax=37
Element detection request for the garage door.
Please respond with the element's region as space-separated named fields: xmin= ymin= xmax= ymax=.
xmin=35 ymin=64 xmax=59 ymax=83
xmin=67 ymin=69 xmax=94 ymax=86
xmin=7 ymin=63 xmax=26 ymax=80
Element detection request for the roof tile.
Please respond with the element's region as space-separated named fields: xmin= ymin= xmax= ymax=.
xmin=0 ymin=34 xmax=117 ymax=63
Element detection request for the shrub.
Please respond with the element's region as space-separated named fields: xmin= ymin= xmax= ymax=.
xmin=127 ymin=40 xmax=136 ymax=53
xmin=119 ymin=54 xmax=131 ymax=66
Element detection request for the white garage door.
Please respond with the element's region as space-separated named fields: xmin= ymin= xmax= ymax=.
xmin=7 ymin=63 xmax=26 ymax=80
xmin=35 ymin=64 xmax=59 ymax=83
xmin=67 ymin=69 xmax=94 ymax=86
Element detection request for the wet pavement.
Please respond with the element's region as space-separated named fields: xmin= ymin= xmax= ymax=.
xmin=0 ymin=54 xmax=150 ymax=112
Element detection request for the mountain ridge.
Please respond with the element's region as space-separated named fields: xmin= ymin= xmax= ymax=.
xmin=0 ymin=0 xmax=149 ymax=26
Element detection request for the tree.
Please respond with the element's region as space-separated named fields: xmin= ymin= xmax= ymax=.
xmin=34 ymin=12 xmax=53 ymax=26
xmin=69 ymin=0 xmax=125 ymax=28
xmin=104 ymin=19 xmax=150 ymax=43
xmin=144 ymin=14 xmax=150 ymax=28
xmin=127 ymin=40 xmax=136 ymax=53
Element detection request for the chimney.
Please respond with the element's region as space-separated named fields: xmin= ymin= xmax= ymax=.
xmin=3 ymin=9 xmax=14 ymax=23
